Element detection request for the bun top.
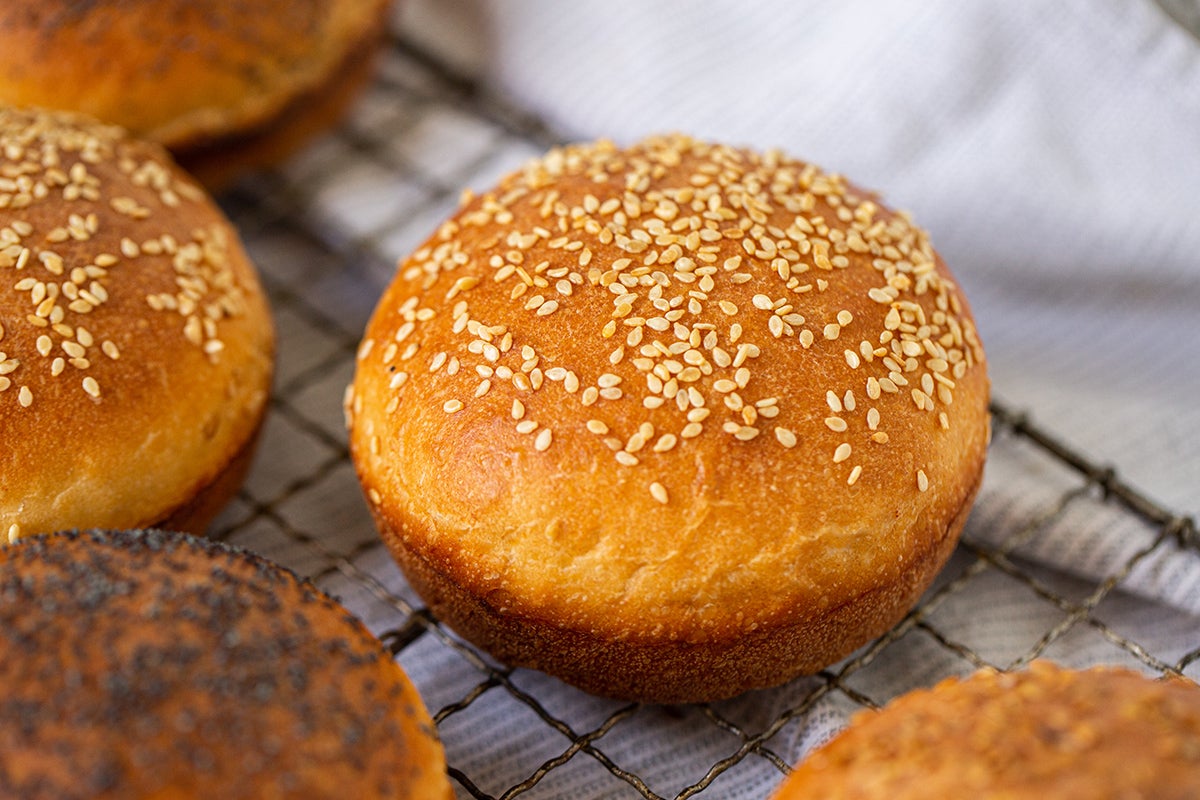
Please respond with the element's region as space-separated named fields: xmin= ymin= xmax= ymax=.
xmin=772 ymin=662 xmax=1200 ymax=799
xmin=0 ymin=106 xmax=273 ymax=540
xmin=0 ymin=529 xmax=452 ymax=800
xmin=350 ymin=133 xmax=989 ymax=642
xmin=0 ymin=0 xmax=388 ymax=150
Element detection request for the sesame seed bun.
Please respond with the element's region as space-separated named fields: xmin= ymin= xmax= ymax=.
xmin=0 ymin=106 xmax=274 ymax=541
xmin=0 ymin=529 xmax=452 ymax=800
xmin=0 ymin=0 xmax=391 ymax=186
xmin=348 ymin=134 xmax=990 ymax=703
xmin=772 ymin=661 xmax=1200 ymax=799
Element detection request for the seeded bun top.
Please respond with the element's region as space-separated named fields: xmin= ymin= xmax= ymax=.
xmin=0 ymin=529 xmax=452 ymax=800
xmin=0 ymin=107 xmax=274 ymax=540
xmin=772 ymin=662 xmax=1200 ymax=799
xmin=0 ymin=0 xmax=388 ymax=161
xmin=349 ymin=134 xmax=989 ymax=699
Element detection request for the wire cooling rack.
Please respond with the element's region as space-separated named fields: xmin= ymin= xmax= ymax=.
xmin=210 ymin=32 xmax=1200 ymax=800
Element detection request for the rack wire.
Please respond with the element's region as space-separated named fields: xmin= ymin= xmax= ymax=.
xmin=211 ymin=31 xmax=1200 ymax=800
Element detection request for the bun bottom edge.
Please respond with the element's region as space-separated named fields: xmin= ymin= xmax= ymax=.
xmin=369 ymin=467 xmax=983 ymax=704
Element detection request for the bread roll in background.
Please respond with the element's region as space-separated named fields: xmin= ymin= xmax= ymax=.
xmin=0 ymin=0 xmax=392 ymax=186
xmin=0 ymin=528 xmax=453 ymax=800
xmin=771 ymin=661 xmax=1200 ymax=799
xmin=349 ymin=133 xmax=990 ymax=703
xmin=0 ymin=106 xmax=274 ymax=541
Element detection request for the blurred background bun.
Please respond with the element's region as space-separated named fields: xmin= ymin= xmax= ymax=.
xmin=0 ymin=528 xmax=452 ymax=799
xmin=0 ymin=0 xmax=392 ymax=185
xmin=772 ymin=661 xmax=1200 ymax=799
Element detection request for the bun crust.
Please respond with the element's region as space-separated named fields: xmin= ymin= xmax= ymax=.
xmin=772 ymin=662 xmax=1200 ymax=799
xmin=0 ymin=0 xmax=390 ymax=179
xmin=0 ymin=529 xmax=452 ymax=800
xmin=0 ymin=107 xmax=274 ymax=540
xmin=349 ymin=134 xmax=989 ymax=702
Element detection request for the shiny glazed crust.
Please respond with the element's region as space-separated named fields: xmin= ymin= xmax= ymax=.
xmin=349 ymin=134 xmax=990 ymax=703
xmin=0 ymin=107 xmax=274 ymax=540
xmin=772 ymin=661 xmax=1200 ymax=799
xmin=0 ymin=529 xmax=453 ymax=799
xmin=0 ymin=0 xmax=389 ymax=167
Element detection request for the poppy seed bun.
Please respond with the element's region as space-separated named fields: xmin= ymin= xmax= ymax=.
xmin=0 ymin=0 xmax=391 ymax=185
xmin=348 ymin=134 xmax=989 ymax=703
xmin=772 ymin=661 xmax=1200 ymax=799
xmin=0 ymin=529 xmax=453 ymax=800
xmin=0 ymin=107 xmax=274 ymax=541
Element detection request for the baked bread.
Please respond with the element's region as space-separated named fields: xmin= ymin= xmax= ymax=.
xmin=0 ymin=1 xmax=392 ymax=185
xmin=0 ymin=528 xmax=452 ymax=800
xmin=772 ymin=661 xmax=1200 ymax=799
xmin=348 ymin=133 xmax=989 ymax=703
xmin=0 ymin=106 xmax=274 ymax=540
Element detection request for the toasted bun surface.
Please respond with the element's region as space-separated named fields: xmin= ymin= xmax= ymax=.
xmin=0 ymin=106 xmax=274 ymax=540
xmin=349 ymin=134 xmax=989 ymax=703
xmin=0 ymin=529 xmax=452 ymax=799
xmin=0 ymin=1 xmax=390 ymax=179
xmin=772 ymin=661 xmax=1200 ymax=799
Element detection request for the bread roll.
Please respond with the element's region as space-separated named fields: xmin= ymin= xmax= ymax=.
xmin=348 ymin=133 xmax=989 ymax=703
xmin=0 ymin=528 xmax=452 ymax=799
xmin=772 ymin=661 xmax=1200 ymax=799
xmin=0 ymin=1 xmax=391 ymax=185
xmin=0 ymin=106 xmax=274 ymax=540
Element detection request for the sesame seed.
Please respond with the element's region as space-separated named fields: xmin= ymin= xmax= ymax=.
xmin=734 ymin=425 xmax=760 ymax=441
xmin=847 ymin=465 xmax=863 ymax=485
xmin=824 ymin=416 xmax=848 ymax=432
xmin=917 ymin=469 xmax=930 ymax=492
xmin=511 ymin=399 xmax=525 ymax=419
xmin=774 ymin=427 xmax=797 ymax=448
xmin=649 ymin=481 xmax=669 ymax=504
xmin=833 ymin=442 xmax=852 ymax=463
xmin=534 ymin=428 xmax=553 ymax=452
xmin=515 ymin=420 xmax=538 ymax=434
xmin=652 ymin=433 xmax=677 ymax=452
xmin=615 ymin=451 xmax=639 ymax=466
xmin=823 ymin=323 xmax=840 ymax=340
xmin=82 ymin=376 xmax=100 ymax=398
xmin=18 ymin=385 xmax=32 ymax=407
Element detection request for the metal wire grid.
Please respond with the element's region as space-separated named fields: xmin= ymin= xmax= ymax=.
xmin=208 ymin=33 xmax=1200 ymax=800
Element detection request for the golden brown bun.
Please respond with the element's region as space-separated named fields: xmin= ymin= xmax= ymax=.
xmin=0 ymin=106 xmax=274 ymax=540
xmin=348 ymin=133 xmax=989 ymax=703
xmin=0 ymin=0 xmax=391 ymax=183
xmin=0 ymin=529 xmax=453 ymax=800
xmin=772 ymin=661 xmax=1200 ymax=799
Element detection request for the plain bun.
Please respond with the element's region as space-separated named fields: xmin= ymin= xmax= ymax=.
xmin=0 ymin=529 xmax=452 ymax=799
xmin=772 ymin=661 xmax=1200 ymax=799
xmin=0 ymin=106 xmax=274 ymax=541
xmin=0 ymin=1 xmax=391 ymax=185
xmin=349 ymin=133 xmax=990 ymax=703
